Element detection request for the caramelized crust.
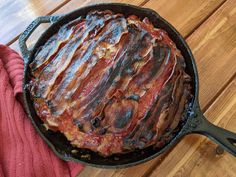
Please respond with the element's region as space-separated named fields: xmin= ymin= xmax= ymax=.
xmin=29 ymin=10 xmax=192 ymax=156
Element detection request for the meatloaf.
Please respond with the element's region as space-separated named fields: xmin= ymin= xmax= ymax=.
xmin=28 ymin=10 xmax=192 ymax=156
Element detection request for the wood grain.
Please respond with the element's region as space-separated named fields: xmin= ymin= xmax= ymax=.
xmin=150 ymin=77 xmax=236 ymax=177
xmin=0 ymin=0 xmax=70 ymax=45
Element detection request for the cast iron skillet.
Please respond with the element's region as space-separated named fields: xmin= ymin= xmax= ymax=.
xmin=18 ymin=3 xmax=236 ymax=168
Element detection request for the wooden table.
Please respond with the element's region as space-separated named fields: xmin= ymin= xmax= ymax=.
xmin=1 ymin=0 xmax=236 ymax=176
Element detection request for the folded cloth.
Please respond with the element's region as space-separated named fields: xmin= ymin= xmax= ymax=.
xmin=0 ymin=45 xmax=83 ymax=177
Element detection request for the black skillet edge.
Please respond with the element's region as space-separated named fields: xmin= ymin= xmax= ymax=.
xmin=20 ymin=3 xmax=200 ymax=168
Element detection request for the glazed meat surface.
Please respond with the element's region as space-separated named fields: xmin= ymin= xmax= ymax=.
xmin=29 ymin=10 xmax=192 ymax=156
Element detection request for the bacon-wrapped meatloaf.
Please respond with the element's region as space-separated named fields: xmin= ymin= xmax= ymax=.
xmin=29 ymin=10 xmax=192 ymax=156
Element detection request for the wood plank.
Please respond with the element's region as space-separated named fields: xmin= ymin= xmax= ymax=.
xmin=0 ymin=0 xmax=70 ymax=45
xmin=144 ymin=0 xmax=226 ymax=37
xmin=150 ymin=77 xmax=236 ymax=177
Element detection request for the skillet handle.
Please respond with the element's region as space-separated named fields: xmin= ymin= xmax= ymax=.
xmin=18 ymin=15 xmax=62 ymax=61
xmin=192 ymin=112 xmax=236 ymax=156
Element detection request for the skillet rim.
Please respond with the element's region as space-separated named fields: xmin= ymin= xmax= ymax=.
xmin=21 ymin=3 xmax=200 ymax=168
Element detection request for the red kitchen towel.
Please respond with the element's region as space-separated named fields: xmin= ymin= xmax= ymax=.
xmin=0 ymin=45 xmax=84 ymax=177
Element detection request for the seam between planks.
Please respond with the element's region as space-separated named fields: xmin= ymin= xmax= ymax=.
xmin=184 ymin=0 xmax=227 ymax=39
xmin=139 ymin=0 xmax=151 ymax=6
xmin=202 ymin=73 xmax=236 ymax=113
xmin=47 ymin=0 xmax=72 ymax=15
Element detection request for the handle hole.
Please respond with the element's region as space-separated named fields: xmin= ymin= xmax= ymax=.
xmin=26 ymin=23 xmax=51 ymax=51
xmin=215 ymin=146 xmax=224 ymax=155
xmin=228 ymin=138 xmax=236 ymax=145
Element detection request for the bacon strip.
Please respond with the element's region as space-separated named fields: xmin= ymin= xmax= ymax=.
xmin=29 ymin=10 xmax=192 ymax=156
